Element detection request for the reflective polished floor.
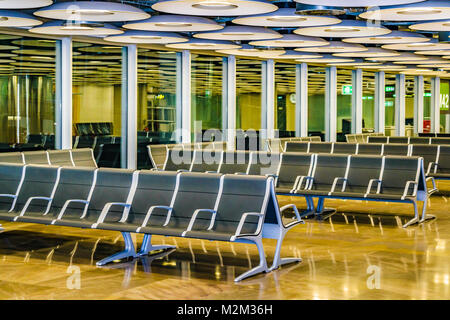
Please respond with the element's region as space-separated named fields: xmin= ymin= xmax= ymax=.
xmin=1 ymin=182 xmax=450 ymax=300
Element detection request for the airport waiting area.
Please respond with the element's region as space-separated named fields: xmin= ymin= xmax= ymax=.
xmin=0 ymin=0 xmax=450 ymax=303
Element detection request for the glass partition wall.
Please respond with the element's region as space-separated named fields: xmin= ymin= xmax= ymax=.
xmin=337 ymin=69 xmax=352 ymax=142
xmin=0 ymin=35 xmax=57 ymax=149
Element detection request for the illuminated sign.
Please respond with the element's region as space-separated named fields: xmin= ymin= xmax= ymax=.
xmin=342 ymin=85 xmax=352 ymax=95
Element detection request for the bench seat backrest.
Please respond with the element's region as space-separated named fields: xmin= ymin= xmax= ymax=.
xmin=148 ymin=145 xmax=168 ymax=170
xmin=382 ymin=143 xmax=410 ymax=156
xmin=367 ymin=136 xmax=388 ymax=144
xmin=380 ymin=156 xmax=421 ymax=196
xmin=0 ymin=163 xmax=25 ymax=211
xmin=0 ymin=152 xmax=24 ymax=164
xmin=276 ymin=153 xmax=314 ymax=191
xmin=431 ymin=138 xmax=450 ymax=145
xmin=389 ymin=137 xmax=409 ymax=144
xmin=333 ymin=143 xmax=357 ymax=155
xmin=71 ymin=149 xmax=97 ymax=168
xmin=410 ymin=137 xmax=430 ymax=145
xmin=247 ymin=152 xmax=281 ymax=177
xmin=411 ymin=144 xmax=439 ymax=174
xmin=357 ymin=143 xmax=383 ymax=155
xmin=164 ymin=148 xmax=193 ymax=171
xmin=342 ymin=155 xmax=383 ymax=194
xmin=218 ymin=151 xmax=250 ymax=174
xmin=47 ymin=150 xmax=74 ymax=167
xmin=284 ymin=142 xmax=309 ymax=153
xmin=190 ymin=150 xmax=223 ymax=173
xmin=308 ymin=142 xmax=332 ymax=154
xmin=437 ymin=146 xmax=450 ymax=173
xmin=310 ymin=154 xmax=350 ymax=191
xmin=23 ymin=151 xmax=50 ymax=165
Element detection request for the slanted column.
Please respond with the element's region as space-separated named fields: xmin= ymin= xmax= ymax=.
xmin=325 ymin=66 xmax=337 ymax=142
xmin=296 ymin=63 xmax=308 ymax=137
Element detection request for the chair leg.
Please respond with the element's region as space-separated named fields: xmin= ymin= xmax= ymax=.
xmin=137 ymin=234 xmax=177 ymax=256
xmin=402 ymin=201 xmax=420 ymax=228
xmin=96 ymin=232 xmax=137 ymax=266
xmin=419 ymin=198 xmax=436 ymax=224
xmin=268 ymin=229 xmax=302 ymax=272
xmin=300 ymin=197 xmax=315 ymax=218
xmin=234 ymin=238 xmax=268 ymax=282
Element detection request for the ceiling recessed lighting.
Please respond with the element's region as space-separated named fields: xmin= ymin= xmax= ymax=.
xmin=232 ymin=7 xmax=341 ymax=27
xmin=295 ymin=41 xmax=367 ymax=53
xmin=194 ymin=25 xmax=281 ymax=41
xmin=295 ymin=20 xmax=391 ymax=38
xmin=367 ymin=52 xmax=428 ymax=62
xmin=333 ymin=47 xmax=401 ymax=58
xmin=34 ymin=1 xmax=150 ymax=22
xmin=166 ymin=38 xmax=241 ymax=50
xmin=0 ymin=10 xmax=42 ymax=27
xmin=152 ymin=0 xmax=278 ymax=16
xmin=30 ymin=20 xmax=123 ymax=36
xmin=250 ymin=34 xmax=328 ymax=48
xmin=360 ymin=1 xmax=450 ymax=21
xmin=123 ymin=15 xmax=222 ymax=32
xmin=0 ymin=0 xmax=52 ymax=9
xmin=382 ymin=41 xmax=450 ymax=51
xmin=410 ymin=19 xmax=450 ymax=31
xmin=104 ymin=31 xmax=188 ymax=44
xmin=343 ymin=30 xmax=430 ymax=44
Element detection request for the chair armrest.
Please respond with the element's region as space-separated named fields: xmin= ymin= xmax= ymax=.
xmin=94 ymin=202 xmax=132 ymax=226
xmin=402 ymin=181 xmax=418 ymax=200
xmin=280 ymin=204 xmax=305 ymax=228
xmin=0 ymin=194 xmax=17 ymax=200
xmin=295 ymin=176 xmax=314 ymax=191
xmin=426 ymin=177 xmax=439 ymax=195
xmin=427 ymin=162 xmax=438 ymax=175
xmin=330 ymin=177 xmax=348 ymax=193
xmin=365 ymin=179 xmax=382 ymax=196
xmin=181 ymin=209 xmax=217 ymax=237
xmin=230 ymin=212 xmax=265 ymax=241
xmin=19 ymin=196 xmax=52 ymax=217
xmin=139 ymin=205 xmax=173 ymax=229
xmin=265 ymin=173 xmax=278 ymax=179
xmin=56 ymin=199 xmax=90 ymax=220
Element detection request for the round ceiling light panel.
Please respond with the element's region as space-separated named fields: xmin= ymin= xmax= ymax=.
xmin=414 ymin=49 xmax=450 ymax=55
xmin=264 ymin=50 xmax=323 ymax=60
xmin=342 ymin=30 xmax=430 ymax=44
xmin=104 ymin=31 xmax=188 ymax=44
xmin=232 ymin=7 xmax=341 ymax=27
xmin=400 ymin=68 xmax=447 ymax=76
xmin=333 ymin=47 xmax=401 ymax=58
xmin=166 ymin=38 xmax=241 ymax=50
xmin=0 ymin=10 xmax=43 ymax=27
xmin=0 ymin=0 xmax=52 ymax=9
xmin=294 ymin=0 xmax=426 ymax=6
xmin=410 ymin=19 xmax=450 ymax=31
xmin=0 ymin=45 xmax=18 ymax=50
xmin=34 ymin=1 xmax=150 ymax=22
xmin=152 ymin=0 xmax=278 ymax=16
xmin=216 ymin=44 xmax=281 ymax=57
xmin=294 ymin=20 xmax=391 ymax=38
xmin=366 ymin=52 xmax=428 ymax=61
xmin=29 ymin=21 xmax=123 ymax=36
xmin=123 ymin=15 xmax=222 ymax=32
xmin=194 ymin=25 xmax=281 ymax=41
xmin=249 ymin=34 xmax=328 ymax=48
xmin=326 ymin=61 xmax=383 ymax=67
xmin=12 ymin=39 xmax=92 ymax=48
xmin=357 ymin=63 xmax=407 ymax=70
xmin=295 ymin=41 xmax=367 ymax=53
xmin=417 ymin=63 xmax=450 ymax=68
xmin=360 ymin=0 xmax=450 ymax=21
xmin=295 ymin=54 xmax=354 ymax=64
xmin=382 ymin=41 xmax=450 ymax=51
xmin=397 ymin=57 xmax=450 ymax=64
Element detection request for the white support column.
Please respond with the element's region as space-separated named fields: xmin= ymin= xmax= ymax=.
xmin=374 ymin=71 xmax=385 ymax=134
xmin=296 ymin=63 xmax=308 ymax=137
xmin=352 ymin=68 xmax=363 ymax=134
xmin=177 ymin=50 xmax=191 ymax=143
xmin=395 ymin=73 xmax=406 ymax=137
xmin=414 ymin=75 xmax=424 ymax=134
xmin=222 ymin=55 xmax=236 ymax=150
xmin=121 ymin=45 xmax=138 ymax=170
xmin=325 ymin=66 xmax=337 ymax=142
xmin=55 ymin=37 xmax=72 ymax=150
xmin=431 ymin=77 xmax=441 ymax=133
xmin=261 ymin=59 xmax=275 ymax=143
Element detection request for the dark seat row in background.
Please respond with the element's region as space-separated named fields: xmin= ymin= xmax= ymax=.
xmin=0 ymin=164 xmax=302 ymax=282
xmin=368 ymin=136 xmax=450 ymax=145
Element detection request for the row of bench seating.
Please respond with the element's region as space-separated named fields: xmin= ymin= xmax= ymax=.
xmin=418 ymin=133 xmax=450 ymax=138
xmin=283 ymin=142 xmax=450 ymax=180
xmin=150 ymin=147 xmax=434 ymax=227
xmin=0 ymin=164 xmax=303 ymax=281
xmin=0 ymin=149 xmax=97 ymax=168
xmin=345 ymin=132 xmax=384 ymax=143
xmin=265 ymin=136 xmax=321 ymax=152
xmin=368 ymin=136 xmax=450 ymax=145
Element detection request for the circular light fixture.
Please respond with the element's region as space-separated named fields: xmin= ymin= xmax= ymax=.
xmin=357 ymin=63 xmax=407 ymax=70
xmin=294 ymin=0 xmax=425 ymax=6
xmin=266 ymin=50 xmax=323 ymax=60
xmin=366 ymin=52 xmax=428 ymax=61
xmin=249 ymin=34 xmax=328 ymax=48
xmin=194 ymin=25 xmax=281 ymax=41
xmin=333 ymin=47 xmax=401 ymax=58
xmin=382 ymin=41 xmax=450 ymax=51
xmin=400 ymin=67 xmax=447 ymax=76
xmin=29 ymin=21 xmax=123 ymax=36
xmin=414 ymin=49 xmax=450 ymax=55
xmin=294 ymin=20 xmax=391 ymax=38
xmin=232 ymin=7 xmax=341 ymax=27
xmin=123 ymin=15 xmax=222 ymax=32
xmin=342 ymin=30 xmax=430 ymax=44
xmin=0 ymin=45 xmax=18 ymax=50
xmin=0 ymin=10 xmax=42 ymax=27
xmin=295 ymin=41 xmax=367 ymax=53
xmin=326 ymin=60 xmax=383 ymax=67
xmin=396 ymin=57 xmax=450 ymax=64
xmin=295 ymin=54 xmax=354 ymax=64
xmin=34 ymin=1 xmax=150 ymax=22
xmin=11 ymin=49 xmax=62 ymax=56
xmin=152 ymin=0 xmax=277 ymax=16
xmin=11 ymin=39 xmax=91 ymax=48
xmin=410 ymin=19 xmax=450 ymax=31
xmin=360 ymin=1 xmax=450 ymax=21
xmin=216 ymin=44 xmax=280 ymax=57
xmin=74 ymin=55 xmax=123 ymax=61
xmin=0 ymin=0 xmax=52 ymax=9
xmin=104 ymin=30 xmax=188 ymax=44
xmin=165 ymin=38 xmax=241 ymax=50
xmin=417 ymin=63 xmax=450 ymax=68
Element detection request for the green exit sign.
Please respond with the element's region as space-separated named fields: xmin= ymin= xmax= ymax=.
xmin=385 ymin=86 xmax=395 ymax=92
xmin=424 ymin=92 xmax=432 ymax=97
xmin=342 ymin=85 xmax=352 ymax=95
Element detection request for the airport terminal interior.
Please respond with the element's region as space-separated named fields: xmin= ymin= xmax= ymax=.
xmin=0 ymin=0 xmax=450 ymax=300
